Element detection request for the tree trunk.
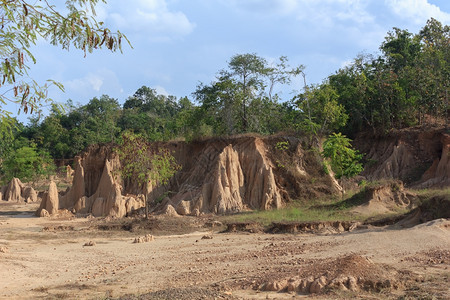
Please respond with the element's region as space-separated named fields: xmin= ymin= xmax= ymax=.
xmin=145 ymin=193 xmax=149 ymax=220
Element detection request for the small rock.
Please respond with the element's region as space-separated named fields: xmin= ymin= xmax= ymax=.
xmin=40 ymin=209 xmax=50 ymax=218
xmin=299 ymin=276 xmax=315 ymax=293
xmin=262 ymin=280 xmax=287 ymax=291
xmin=310 ymin=276 xmax=327 ymax=294
xmin=201 ymin=235 xmax=213 ymax=240
xmin=0 ymin=247 xmax=8 ymax=253
xmin=133 ymin=234 xmax=154 ymax=243
xmin=83 ymin=241 xmax=96 ymax=247
xmin=347 ymin=276 xmax=358 ymax=291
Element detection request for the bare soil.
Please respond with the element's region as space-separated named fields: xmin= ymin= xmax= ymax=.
xmin=0 ymin=202 xmax=449 ymax=300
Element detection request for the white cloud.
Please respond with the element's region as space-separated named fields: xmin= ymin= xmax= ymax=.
xmin=386 ymin=0 xmax=450 ymax=24
xmin=295 ymin=0 xmax=375 ymax=26
xmin=154 ymin=85 xmax=170 ymax=96
xmin=224 ymin=0 xmax=298 ymax=15
xmin=106 ymin=0 xmax=195 ymax=41
xmin=64 ymin=69 xmax=122 ymax=97
xmin=66 ymin=73 xmax=103 ymax=92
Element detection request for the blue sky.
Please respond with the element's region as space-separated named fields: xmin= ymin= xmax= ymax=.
xmin=19 ymin=0 xmax=450 ymax=121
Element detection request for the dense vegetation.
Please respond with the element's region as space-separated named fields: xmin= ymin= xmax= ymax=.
xmin=0 ymin=18 xmax=448 ymax=183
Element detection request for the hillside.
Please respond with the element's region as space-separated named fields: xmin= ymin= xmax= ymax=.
xmin=26 ymin=125 xmax=448 ymax=218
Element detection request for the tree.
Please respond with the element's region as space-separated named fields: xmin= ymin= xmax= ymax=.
xmin=116 ymin=131 xmax=180 ymax=219
xmin=121 ymin=86 xmax=181 ymax=140
xmin=2 ymin=143 xmax=55 ymax=183
xmin=0 ymin=0 xmax=129 ymax=127
xmin=193 ymin=53 xmax=302 ymax=135
xmin=294 ymin=83 xmax=348 ymax=141
xmin=228 ymin=53 xmax=267 ymax=131
xmin=322 ymin=133 xmax=363 ymax=179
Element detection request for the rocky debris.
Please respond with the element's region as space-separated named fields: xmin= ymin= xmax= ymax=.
xmin=201 ymin=235 xmax=213 ymax=240
xmin=404 ymin=249 xmax=449 ymax=265
xmin=42 ymin=225 xmax=74 ymax=232
xmin=83 ymin=241 xmax=96 ymax=247
xmin=133 ymin=234 xmax=154 ymax=243
xmin=268 ymin=221 xmax=361 ymax=234
xmin=204 ymin=220 xmax=223 ymax=228
xmin=1 ymin=178 xmax=39 ymax=203
xmin=259 ymin=255 xmax=402 ymax=295
xmin=36 ymin=181 xmax=59 ymax=216
xmin=225 ymin=222 xmax=263 ymax=233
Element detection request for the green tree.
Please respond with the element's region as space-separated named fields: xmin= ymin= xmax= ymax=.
xmin=0 ymin=0 xmax=128 ymax=128
xmin=193 ymin=54 xmax=301 ymax=136
xmin=2 ymin=144 xmax=55 ymax=182
xmin=121 ymin=86 xmax=181 ymax=140
xmin=295 ymin=83 xmax=348 ymax=139
xmin=322 ymin=133 xmax=363 ymax=179
xmin=116 ymin=131 xmax=180 ymax=219
xmin=227 ymin=53 xmax=267 ymax=131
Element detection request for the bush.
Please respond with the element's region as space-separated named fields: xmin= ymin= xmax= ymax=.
xmin=322 ymin=132 xmax=363 ymax=179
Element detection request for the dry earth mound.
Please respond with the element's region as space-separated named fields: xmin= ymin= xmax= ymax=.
xmin=259 ymin=254 xmax=404 ymax=295
xmin=50 ymin=136 xmax=340 ymax=217
xmin=350 ymin=181 xmax=416 ymax=216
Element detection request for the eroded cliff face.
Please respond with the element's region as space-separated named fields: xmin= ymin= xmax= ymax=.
xmin=54 ymin=136 xmax=340 ymax=217
xmin=354 ymin=126 xmax=449 ymax=187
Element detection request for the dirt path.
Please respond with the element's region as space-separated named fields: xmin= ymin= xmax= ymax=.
xmin=0 ymin=204 xmax=449 ymax=299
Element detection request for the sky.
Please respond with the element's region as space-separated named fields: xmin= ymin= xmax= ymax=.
xmin=18 ymin=0 xmax=450 ymax=121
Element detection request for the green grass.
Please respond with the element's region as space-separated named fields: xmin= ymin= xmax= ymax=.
xmin=221 ymin=184 xmax=450 ymax=227
xmin=221 ymin=201 xmax=362 ymax=226
xmin=412 ymin=186 xmax=450 ymax=199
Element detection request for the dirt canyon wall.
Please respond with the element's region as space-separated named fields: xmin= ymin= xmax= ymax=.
xmin=45 ymin=136 xmax=340 ymax=217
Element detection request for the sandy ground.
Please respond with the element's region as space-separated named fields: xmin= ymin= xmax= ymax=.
xmin=0 ymin=202 xmax=449 ymax=300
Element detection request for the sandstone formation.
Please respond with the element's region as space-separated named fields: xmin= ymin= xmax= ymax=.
xmin=55 ymin=136 xmax=340 ymax=217
xmin=1 ymin=178 xmax=38 ymax=203
xmin=355 ymin=127 xmax=449 ymax=187
xmin=416 ymin=133 xmax=450 ymax=188
xmin=36 ymin=181 xmax=59 ymax=216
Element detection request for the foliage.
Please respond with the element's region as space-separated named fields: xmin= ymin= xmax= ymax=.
xmin=1 ymin=144 xmax=55 ymax=183
xmin=275 ymin=141 xmax=289 ymax=151
xmin=0 ymin=0 xmax=128 ymax=129
xmin=116 ymin=131 xmax=152 ymax=189
xmin=115 ymin=131 xmax=180 ymax=217
xmin=322 ymin=133 xmax=363 ymax=179
xmin=193 ymin=54 xmax=302 ymax=135
xmin=294 ymin=83 xmax=348 ymax=137
xmin=1 ymin=18 xmax=446 ymax=173
xmin=150 ymin=148 xmax=181 ymax=186
xmin=328 ymin=18 xmax=449 ymax=135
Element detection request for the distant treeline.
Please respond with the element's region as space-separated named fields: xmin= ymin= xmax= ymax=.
xmin=0 ymin=18 xmax=448 ymax=181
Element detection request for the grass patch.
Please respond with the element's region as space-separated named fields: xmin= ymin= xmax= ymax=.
xmin=412 ymin=186 xmax=450 ymax=200
xmin=221 ymin=203 xmax=361 ymax=227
